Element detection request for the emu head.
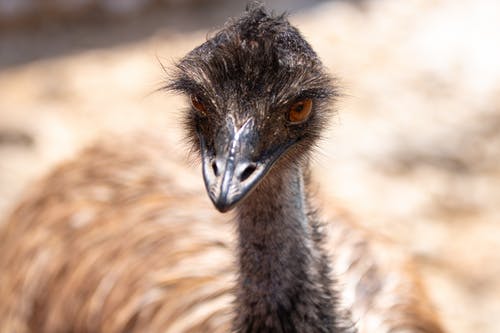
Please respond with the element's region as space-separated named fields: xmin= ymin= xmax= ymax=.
xmin=168 ymin=5 xmax=336 ymax=212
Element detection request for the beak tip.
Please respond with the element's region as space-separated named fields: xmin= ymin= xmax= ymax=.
xmin=211 ymin=196 xmax=235 ymax=213
xmin=215 ymin=203 xmax=232 ymax=213
xmin=205 ymin=171 xmax=239 ymax=213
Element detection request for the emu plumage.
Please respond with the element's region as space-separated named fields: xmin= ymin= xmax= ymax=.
xmin=0 ymin=5 xmax=445 ymax=333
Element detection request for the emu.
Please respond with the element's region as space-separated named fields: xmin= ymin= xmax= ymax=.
xmin=0 ymin=5 xmax=445 ymax=333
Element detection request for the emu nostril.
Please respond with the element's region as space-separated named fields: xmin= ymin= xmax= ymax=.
xmin=212 ymin=160 xmax=219 ymax=176
xmin=239 ymin=164 xmax=256 ymax=182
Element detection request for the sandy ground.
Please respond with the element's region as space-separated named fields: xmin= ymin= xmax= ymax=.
xmin=1 ymin=0 xmax=499 ymax=332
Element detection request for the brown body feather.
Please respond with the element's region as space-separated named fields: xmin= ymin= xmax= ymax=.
xmin=0 ymin=134 xmax=444 ymax=333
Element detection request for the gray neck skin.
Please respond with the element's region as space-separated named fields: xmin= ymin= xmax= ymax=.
xmin=232 ymin=163 xmax=341 ymax=333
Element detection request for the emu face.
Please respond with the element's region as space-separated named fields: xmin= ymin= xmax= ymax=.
xmin=169 ymin=7 xmax=335 ymax=212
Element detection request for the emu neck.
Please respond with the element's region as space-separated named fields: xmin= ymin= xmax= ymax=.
xmin=233 ymin=164 xmax=339 ymax=333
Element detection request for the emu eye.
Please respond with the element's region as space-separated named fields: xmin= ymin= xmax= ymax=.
xmin=190 ymin=95 xmax=207 ymax=115
xmin=288 ymin=98 xmax=313 ymax=124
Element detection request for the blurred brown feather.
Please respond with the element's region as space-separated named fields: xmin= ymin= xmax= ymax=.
xmin=0 ymin=134 xmax=444 ymax=333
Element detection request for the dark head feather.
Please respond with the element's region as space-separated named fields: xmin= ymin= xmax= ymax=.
xmin=167 ymin=4 xmax=337 ymax=168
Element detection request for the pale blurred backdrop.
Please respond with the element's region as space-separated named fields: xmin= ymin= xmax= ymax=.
xmin=1 ymin=0 xmax=499 ymax=332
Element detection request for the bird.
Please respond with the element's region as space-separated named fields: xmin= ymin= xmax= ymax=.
xmin=0 ymin=4 xmax=445 ymax=333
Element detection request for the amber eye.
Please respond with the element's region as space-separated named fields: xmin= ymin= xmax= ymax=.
xmin=288 ymin=98 xmax=313 ymax=124
xmin=190 ymin=95 xmax=207 ymax=115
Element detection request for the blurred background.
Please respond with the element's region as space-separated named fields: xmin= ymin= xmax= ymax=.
xmin=0 ymin=0 xmax=499 ymax=332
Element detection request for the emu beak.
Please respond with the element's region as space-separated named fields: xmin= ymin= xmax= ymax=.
xmin=200 ymin=117 xmax=271 ymax=213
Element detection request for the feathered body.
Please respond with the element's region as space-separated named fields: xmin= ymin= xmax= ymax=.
xmin=0 ymin=5 xmax=445 ymax=333
xmin=0 ymin=136 xmax=444 ymax=333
